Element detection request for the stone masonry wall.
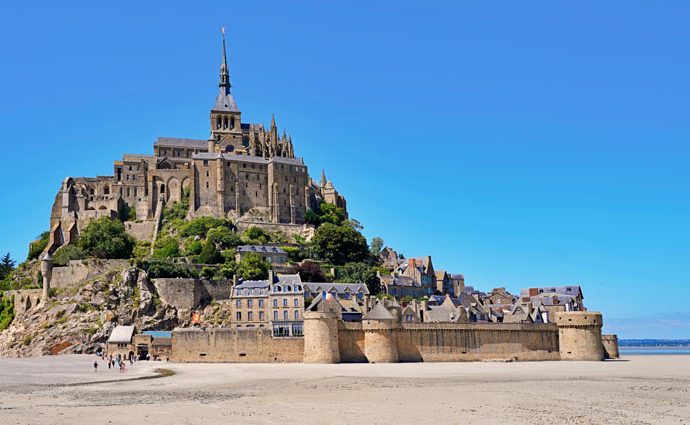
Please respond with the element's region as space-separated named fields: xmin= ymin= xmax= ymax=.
xmin=152 ymin=278 xmax=232 ymax=310
xmin=51 ymin=259 xmax=130 ymax=289
xmin=172 ymin=328 xmax=304 ymax=362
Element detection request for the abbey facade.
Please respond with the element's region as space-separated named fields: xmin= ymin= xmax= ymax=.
xmin=48 ymin=32 xmax=346 ymax=249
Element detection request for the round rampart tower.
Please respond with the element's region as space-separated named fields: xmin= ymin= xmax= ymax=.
xmin=303 ymin=310 xmax=340 ymax=363
xmin=601 ymin=334 xmax=619 ymax=359
xmin=555 ymin=311 xmax=604 ymax=361
xmin=362 ymin=302 xmax=400 ymax=363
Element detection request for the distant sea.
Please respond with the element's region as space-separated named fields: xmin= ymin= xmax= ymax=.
xmin=619 ymin=339 xmax=690 ymax=355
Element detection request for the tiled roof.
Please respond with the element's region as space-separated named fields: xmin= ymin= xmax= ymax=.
xmin=304 ymin=282 xmax=370 ymax=295
xmin=237 ymin=245 xmax=287 ymax=254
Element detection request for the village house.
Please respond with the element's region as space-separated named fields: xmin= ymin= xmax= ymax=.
xmin=235 ymin=245 xmax=288 ymax=265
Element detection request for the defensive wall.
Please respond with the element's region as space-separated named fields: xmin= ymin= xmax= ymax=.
xmin=172 ymin=327 xmax=304 ymax=362
xmin=601 ymin=334 xmax=619 ymax=359
xmin=555 ymin=311 xmax=605 ymax=361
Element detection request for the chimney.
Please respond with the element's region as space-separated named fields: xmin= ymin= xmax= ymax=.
xmin=408 ymin=258 xmax=415 ymax=269
xmin=268 ymin=269 xmax=275 ymax=283
xmin=529 ymin=287 xmax=538 ymax=297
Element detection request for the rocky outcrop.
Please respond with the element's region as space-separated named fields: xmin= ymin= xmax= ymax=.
xmin=0 ymin=265 xmax=190 ymax=357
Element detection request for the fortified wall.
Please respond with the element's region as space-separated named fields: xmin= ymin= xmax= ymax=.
xmin=51 ymin=259 xmax=130 ymax=289
xmin=172 ymin=310 xmax=615 ymax=363
xmin=152 ymin=278 xmax=232 ymax=310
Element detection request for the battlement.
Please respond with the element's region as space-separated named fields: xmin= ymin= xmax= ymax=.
xmin=554 ymin=311 xmax=602 ymax=328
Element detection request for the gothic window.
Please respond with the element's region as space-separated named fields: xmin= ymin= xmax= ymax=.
xmin=216 ymin=117 xmax=221 ymax=129
xmin=223 ymin=116 xmax=228 ymax=129
xmin=230 ymin=116 xmax=235 ymax=129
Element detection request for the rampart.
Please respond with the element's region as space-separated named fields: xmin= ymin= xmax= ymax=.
xmin=172 ymin=328 xmax=304 ymax=362
xmin=337 ymin=322 xmax=560 ymax=363
xmin=555 ymin=311 xmax=604 ymax=361
xmin=602 ymin=334 xmax=619 ymax=359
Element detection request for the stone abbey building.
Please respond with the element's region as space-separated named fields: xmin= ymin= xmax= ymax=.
xmin=47 ymin=31 xmax=347 ymax=249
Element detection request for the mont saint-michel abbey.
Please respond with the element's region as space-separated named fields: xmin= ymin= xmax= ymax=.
xmin=49 ymin=32 xmax=346 ymax=247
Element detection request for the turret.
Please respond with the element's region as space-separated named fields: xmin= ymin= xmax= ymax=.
xmin=555 ymin=311 xmax=605 ymax=361
xmin=362 ymin=301 xmax=400 ymax=363
xmin=40 ymin=252 xmax=53 ymax=303
xmin=303 ymin=299 xmax=340 ymax=363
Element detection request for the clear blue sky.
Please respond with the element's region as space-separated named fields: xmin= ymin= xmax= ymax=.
xmin=1 ymin=1 xmax=688 ymax=338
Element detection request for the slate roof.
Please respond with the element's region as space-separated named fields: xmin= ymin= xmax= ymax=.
xmin=154 ymin=137 xmax=208 ymax=149
xmin=276 ymin=274 xmax=302 ymax=286
xmin=108 ymin=326 xmax=135 ymax=344
xmin=363 ymin=302 xmax=395 ymax=321
xmin=212 ymin=89 xmax=240 ymax=112
xmin=237 ymin=245 xmax=287 ymax=254
xmin=235 ymin=280 xmax=270 ymax=289
xmin=304 ymin=282 xmax=370 ymax=295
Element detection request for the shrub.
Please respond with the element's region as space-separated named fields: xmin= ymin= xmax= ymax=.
xmin=132 ymin=241 xmax=151 ymax=259
xmin=180 ymin=217 xmax=232 ymax=238
xmin=198 ymin=240 xmax=223 ymax=264
xmin=185 ymin=240 xmax=203 ymax=256
xmin=78 ymin=217 xmax=135 ymax=259
xmin=280 ymin=246 xmax=303 ymax=263
xmin=119 ymin=204 xmax=136 ymax=222
xmin=140 ymin=259 xmax=199 ymax=279
xmin=201 ymin=267 xmax=216 ymax=279
xmin=0 ymin=296 xmax=15 ymax=331
xmin=52 ymin=245 xmax=86 ymax=266
xmin=28 ymin=231 xmax=50 ymax=260
xmin=242 ymin=226 xmax=270 ymax=244
xmin=163 ymin=188 xmax=190 ymax=221
xmin=221 ymin=253 xmax=269 ymax=281
xmin=207 ymin=227 xmax=242 ymax=249
xmin=153 ymin=236 xmax=181 ymax=259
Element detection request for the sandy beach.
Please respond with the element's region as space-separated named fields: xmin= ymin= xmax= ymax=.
xmin=1 ymin=355 xmax=688 ymax=425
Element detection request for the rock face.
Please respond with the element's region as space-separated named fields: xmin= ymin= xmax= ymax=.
xmin=0 ymin=266 xmax=191 ymax=357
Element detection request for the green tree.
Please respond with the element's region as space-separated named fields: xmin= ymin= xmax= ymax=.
xmin=0 ymin=296 xmax=15 ymax=331
xmin=27 ymin=231 xmax=50 ymax=260
xmin=141 ymin=259 xmax=199 ymax=278
xmin=311 ymin=223 xmax=369 ymax=265
xmin=153 ymin=236 xmax=181 ymax=259
xmin=369 ymin=237 xmax=384 ymax=259
xmin=185 ymin=240 xmax=203 ymax=256
xmin=242 ymin=226 xmax=270 ymax=244
xmin=221 ymin=253 xmax=270 ymax=281
xmin=335 ymin=262 xmax=381 ymax=295
xmin=163 ymin=187 xmax=190 ymax=221
xmin=198 ymin=240 xmax=223 ymax=264
xmin=180 ymin=217 xmax=232 ymax=238
xmin=207 ymin=226 xmax=242 ymax=249
xmin=78 ymin=218 xmax=135 ymax=259
xmin=0 ymin=253 xmax=16 ymax=280
xmin=52 ymin=245 xmax=85 ymax=266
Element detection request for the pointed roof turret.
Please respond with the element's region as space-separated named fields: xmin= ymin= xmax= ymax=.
xmin=320 ymin=169 xmax=327 ymax=187
xmin=213 ymin=27 xmax=239 ymax=112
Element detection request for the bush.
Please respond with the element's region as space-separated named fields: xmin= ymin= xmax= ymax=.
xmin=305 ymin=203 xmax=347 ymax=228
xmin=28 ymin=231 xmax=50 ymax=260
xmin=280 ymin=246 xmax=303 ymax=263
xmin=201 ymin=267 xmax=216 ymax=279
xmin=163 ymin=187 xmax=190 ymax=221
xmin=132 ymin=241 xmax=151 ymax=259
xmin=52 ymin=245 xmax=86 ymax=266
xmin=78 ymin=217 xmax=135 ymax=259
xmin=0 ymin=296 xmax=15 ymax=331
xmin=198 ymin=240 xmax=223 ymax=264
xmin=119 ymin=204 xmax=136 ymax=222
xmin=207 ymin=227 xmax=242 ymax=249
xmin=153 ymin=236 xmax=181 ymax=259
xmin=140 ymin=259 xmax=199 ymax=279
xmin=185 ymin=240 xmax=203 ymax=256
xmin=180 ymin=217 xmax=232 ymax=238
xmin=221 ymin=252 xmax=270 ymax=281
xmin=242 ymin=226 xmax=270 ymax=244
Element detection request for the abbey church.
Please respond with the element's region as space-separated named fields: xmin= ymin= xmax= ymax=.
xmin=48 ymin=32 xmax=347 ymax=249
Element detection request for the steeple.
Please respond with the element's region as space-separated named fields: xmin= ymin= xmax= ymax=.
xmin=212 ymin=27 xmax=239 ymax=112
xmin=321 ymin=169 xmax=327 ymax=187
xmin=219 ymin=27 xmax=230 ymax=91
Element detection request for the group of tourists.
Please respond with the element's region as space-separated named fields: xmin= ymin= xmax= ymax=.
xmin=92 ymin=351 xmax=136 ymax=373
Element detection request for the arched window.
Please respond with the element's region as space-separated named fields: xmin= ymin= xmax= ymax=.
xmin=285 ymin=285 xmax=292 ymax=292
xmin=230 ymin=116 xmax=235 ymax=129
xmin=216 ymin=117 xmax=221 ymax=129
xmin=160 ymin=184 xmax=165 ymax=194
xmin=275 ymin=285 xmax=281 ymax=292
xmin=223 ymin=116 xmax=228 ymax=129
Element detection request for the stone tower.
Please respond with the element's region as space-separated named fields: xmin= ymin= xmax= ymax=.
xmin=209 ymin=27 xmax=242 ymax=152
xmin=601 ymin=334 xmax=620 ymax=359
xmin=362 ymin=301 xmax=400 ymax=363
xmin=303 ymin=303 xmax=340 ymax=363
xmin=555 ymin=311 xmax=605 ymax=361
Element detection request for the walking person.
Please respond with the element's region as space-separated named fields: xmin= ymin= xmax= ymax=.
xmin=93 ymin=361 xmax=98 ymax=373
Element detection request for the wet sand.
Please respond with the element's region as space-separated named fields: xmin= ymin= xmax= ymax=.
xmin=1 ymin=355 xmax=688 ymax=425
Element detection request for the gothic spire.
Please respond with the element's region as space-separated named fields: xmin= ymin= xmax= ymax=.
xmin=219 ymin=27 xmax=231 ymax=93
xmin=321 ymin=169 xmax=327 ymax=187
